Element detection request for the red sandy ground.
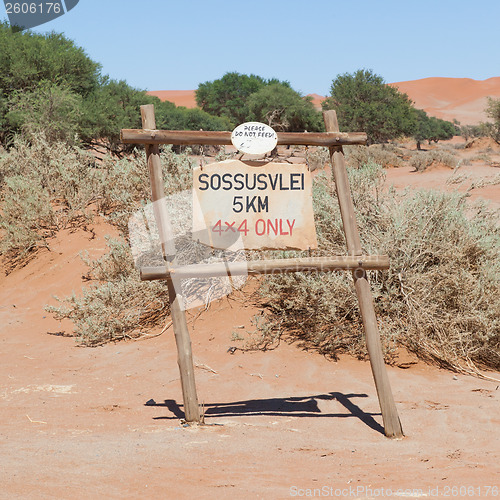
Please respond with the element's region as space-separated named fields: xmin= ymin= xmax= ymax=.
xmin=1 ymin=142 xmax=499 ymax=499
xmin=148 ymin=77 xmax=500 ymax=126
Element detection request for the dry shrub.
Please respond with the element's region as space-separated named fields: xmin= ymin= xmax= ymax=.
xmin=257 ymin=162 xmax=500 ymax=375
xmin=0 ymin=134 xmax=194 ymax=261
xmin=306 ymin=147 xmax=330 ymax=172
xmin=410 ymin=149 xmax=458 ymax=172
xmin=46 ymin=238 xmax=169 ymax=346
xmin=0 ymin=134 xmax=99 ymax=261
xmin=40 ymin=146 xmax=194 ymax=345
xmin=465 ymin=137 xmax=500 ymax=151
xmin=345 ymin=144 xmax=406 ymax=169
xmin=0 ymin=135 xmax=194 ymax=344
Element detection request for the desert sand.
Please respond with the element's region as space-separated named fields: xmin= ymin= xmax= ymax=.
xmin=147 ymin=90 xmax=197 ymax=109
xmin=392 ymin=77 xmax=500 ymax=125
xmin=0 ymin=138 xmax=499 ymax=499
xmin=147 ymin=77 xmax=500 ymax=126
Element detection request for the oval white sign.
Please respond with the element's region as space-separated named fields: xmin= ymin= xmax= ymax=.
xmin=231 ymin=122 xmax=278 ymax=155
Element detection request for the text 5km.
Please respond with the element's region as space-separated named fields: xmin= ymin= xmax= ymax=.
xmin=232 ymin=195 xmax=268 ymax=213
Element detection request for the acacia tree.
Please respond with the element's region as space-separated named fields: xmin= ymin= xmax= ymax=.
xmin=322 ymin=69 xmax=416 ymax=143
xmin=0 ymin=23 xmax=230 ymax=150
xmin=413 ymin=109 xmax=456 ymax=149
xmin=247 ymin=84 xmax=323 ymax=132
xmin=195 ymin=72 xmax=290 ymax=126
xmin=0 ymin=21 xmax=100 ymax=97
xmin=6 ymin=81 xmax=82 ymax=145
xmin=485 ymin=97 xmax=500 ymax=142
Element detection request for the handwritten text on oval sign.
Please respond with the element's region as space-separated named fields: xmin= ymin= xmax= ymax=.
xmin=192 ymin=159 xmax=318 ymax=251
xmin=231 ymin=122 xmax=278 ymax=155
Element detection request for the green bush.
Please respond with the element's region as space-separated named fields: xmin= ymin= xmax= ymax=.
xmin=257 ymin=163 xmax=500 ymax=374
xmin=6 ymin=81 xmax=82 ymax=145
xmin=322 ymin=69 xmax=416 ymax=144
xmin=0 ymin=23 xmax=231 ymax=150
xmin=247 ymin=84 xmax=323 ymax=132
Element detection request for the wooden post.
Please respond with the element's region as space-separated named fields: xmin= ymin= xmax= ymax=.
xmin=141 ymin=104 xmax=200 ymax=423
xmin=323 ymin=110 xmax=403 ymax=438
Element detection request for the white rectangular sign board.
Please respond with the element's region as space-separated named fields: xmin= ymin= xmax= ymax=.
xmin=192 ymin=159 xmax=318 ymax=250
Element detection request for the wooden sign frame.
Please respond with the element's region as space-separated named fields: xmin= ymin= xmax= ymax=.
xmin=121 ymin=105 xmax=403 ymax=439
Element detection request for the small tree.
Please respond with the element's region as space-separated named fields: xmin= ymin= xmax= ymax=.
xmin=6 ymin=81 xmax=82 ymax=145
xmin=78 ymin=79 xmax=157 ymax=154
xmin=426 ymin=116 xmax=456 ymax=143
xmin=322 ymin=69 xmax=416 ymax=144
xmin=413 ymin=109 xmax=431 ymax=150
xmin=0 ymin=21 xmax=100 ymax=97
xmin=413 ymin=110 xmax=456 ymax=149
xmin=195 ymin=72 xmax=290 ymax=126
xmin=485 ymin=97 xmax=500 ymax=143
xmin=247 ymin=84 xmax=323 ymax=132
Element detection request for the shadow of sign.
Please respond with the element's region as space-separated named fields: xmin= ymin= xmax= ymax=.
xmin=148 ymin=393 xmax=385 ymax=435
xmin=5 ymin=0 xmax=79 ymax=30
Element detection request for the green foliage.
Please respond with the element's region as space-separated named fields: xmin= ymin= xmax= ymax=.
xmin=6 ymin=81 xmax=82 ymax=145
xmin=257 ymin=163 xmax=500 ymax=373
xmin=0 ymin=21 xmax=100 ymax=97
xmin=195 ymin=72 xmax=290 ymax=126
xmin=155 ymin=102 xmax=232 ymax=132
xmin=427 ymin=116 xmax=456 ymax=142
xmin=78 ymin=79 xmax=158 ymax=154
xmin=322 ymin=69 xmax=416 ymax=144
xmin=79 ymin=81 xmax=231 ymax=154
xmin=485 ymin=97 xmax=500 ymax=142
xmin=247 ymin=84 xmax=323 ymax=132
xmin=0 ymin=23 xmax=231 ymax=150
xmin=413 ymin=111 xmax=456 ymax=147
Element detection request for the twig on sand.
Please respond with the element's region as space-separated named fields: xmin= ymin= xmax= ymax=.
xmin=135 ymin=320 xmax=173 ymax=341
xmin=195 ymin=361 xmax=218 ymax=374
xmin=26 ymin=415 xmax=47 ymax=424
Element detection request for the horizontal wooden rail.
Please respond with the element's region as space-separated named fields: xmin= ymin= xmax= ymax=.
xmin=140 ymin=255 xmax=389 ymax=281
xmin=121 ymin=129 xmax=367 ymax=147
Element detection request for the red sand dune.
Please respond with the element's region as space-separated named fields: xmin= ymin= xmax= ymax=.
xmin=307 ymin=93 xmax=325 ymax=110
xmin=148 ymin=77 xmax=500 ymax=125
xmin=392 ymin=77 xmax=500 ymax=125
xmin=147 ymin=90 xmax=197 ymax=108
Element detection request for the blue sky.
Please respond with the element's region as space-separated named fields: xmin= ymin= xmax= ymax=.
xmin=3 ymin=0 xmax=499 ymax=96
